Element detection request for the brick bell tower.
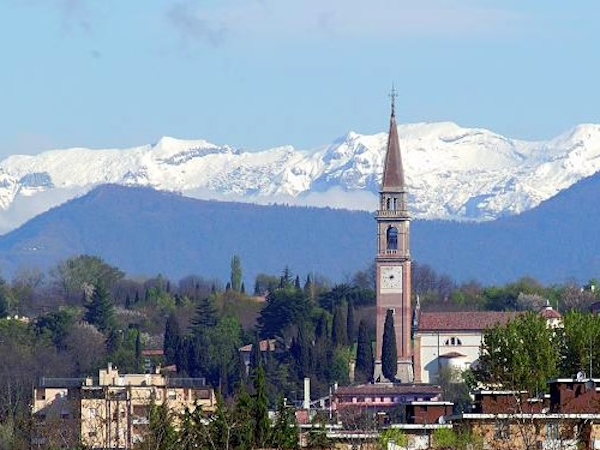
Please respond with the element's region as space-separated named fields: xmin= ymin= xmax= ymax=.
xmin=373 ymin=88 xmax=413 ymax=383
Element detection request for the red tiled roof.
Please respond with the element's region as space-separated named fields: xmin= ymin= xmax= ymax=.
xmin=418 ymin=311 xmax=521 ymax=331
xmin=239 ymin=339 xmax=276 ymax=353
xmin=335 ymin=384 xmax=441 ymax=397
xmin=142 ymin=349 xmax=164 ymax=356
xmin=539 ymin=307 xmax=561 ymax=319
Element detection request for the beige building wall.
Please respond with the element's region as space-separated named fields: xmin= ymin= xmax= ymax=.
xmin=33 ymin=364 xmax=216 ymax=449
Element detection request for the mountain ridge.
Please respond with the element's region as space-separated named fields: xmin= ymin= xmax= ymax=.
xmin=1 ymin=121 xmax=600 ymax=234
xmin=1 ymin=171 xmax=599 ymax=285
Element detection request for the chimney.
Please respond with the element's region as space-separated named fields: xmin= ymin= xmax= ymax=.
xmin=303 ymin=377 xmax=311 ymax=410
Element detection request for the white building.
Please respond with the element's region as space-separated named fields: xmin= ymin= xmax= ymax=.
xmin=414 ymin=311 xmax=520 ymax=384
xmin=413 ymin=305 xmax=562 ymax=384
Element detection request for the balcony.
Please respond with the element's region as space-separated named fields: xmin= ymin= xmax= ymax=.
xmin=375 ymin=210 xmax=409 ymax=218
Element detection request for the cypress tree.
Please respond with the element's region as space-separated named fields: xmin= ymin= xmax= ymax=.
xmin=382 ymin=309 xmax=397 ymax=381
xmin=135 ymin=329 xmax=143 ymax=372
xmin=249 ymin=334 xmax=262 ymax=376
xmin=355 ymin=320 xmax=374 ymax=382
xmin=85 ymin=285 xmax=115 ymax=333
xmin=253 ymin=364 xmax=270 ymax=448
xmin=332 ymin=306 xmax=347 ymax=347
xmin=253 ymin=279 xmax=261 ymax=296
xmin=232 ymin=383 xmax=254 ymax=449
xmin=271 ymin=396 xmax=299 ymax=449
xmin=240 ymin=282 xmax=246 ymax=294
xmin=294 ymin=275 xmax=301 ymax=291
xmin=231 ymin=255 xmax=243 ymax=292
xmin=163 ymin=313 xmax=181 ymax=366
xmin=294 ymin=323 xmax=311 ymax=378
xmin=347 ymin=299 xmax=355 ymax=344
xmin=303 ymin=274 xmax=313 ymax=301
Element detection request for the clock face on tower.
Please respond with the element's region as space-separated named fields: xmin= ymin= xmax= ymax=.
xmin=380 ymin=265 xmax=403 ymax=293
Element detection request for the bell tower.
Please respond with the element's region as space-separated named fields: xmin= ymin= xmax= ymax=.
xmin=373 ymin=87 xmax=413 ymax=383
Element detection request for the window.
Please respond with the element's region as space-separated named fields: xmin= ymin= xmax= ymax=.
xmin=494 ymin=421 xmax=510 ymax=439
xmin=386 ymin=197 xmax=397 ymax=211
xmin=444 ymin=337 xmax=462 ymax=346
xmin=386 ymin=226 xmax=398 ymax=250
xmin=36 ymin=389 xmax=46 ymax=401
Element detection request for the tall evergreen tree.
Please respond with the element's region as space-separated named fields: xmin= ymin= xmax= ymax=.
xmin=142 ymin=401 xmax=176 ymax=450
xmin=332 ymin=306 xmax=347 ymax=347
xmin=382 ymin=309 xmax=397 ymax=381
xmin=240 ymin=282 xmax=246 ymax=294
xmin=190 ymin=297 xmax=217 ymax=336
xmin=249 ymin=334 xmax=263 ymax=377
xmin=163 ymin=313 xmax=181 ymax=366
xmin=346 ymin=299 xmax=355 ymax=344
xmin=253 ymin=279 xmax=261 ymax=296
xmin=280 ymin=266 xmax=293 ymax=289
xmin=231 ymin=255 xmax=243 ymax=292
xmin=135 ymin=329 xmax=143 ymax=372
xmin=253 ymin=364 xmax=270 ymax=448
xmin=312 ymin=313 xmax=332 ymax=381
xmin=294 ymin=275 xmax=301 ymax=291
xmin=292 ymin=323 xmax=311 ymax=378
xmin=303 ymin=274 xmax=313 ymax=301
xmin=270 ymin=396 xmax=299 ymax=449
xmin=232 ymin=383 xmax=254 ymax=450
xmin=84 ymin=285 xmax=115 ymax=333
xmin=355 ymin=320 xmax=374 ymax=382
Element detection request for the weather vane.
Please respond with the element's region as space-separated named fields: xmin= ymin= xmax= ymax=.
xmin=389 ymin=84 xmax=398 ymax=117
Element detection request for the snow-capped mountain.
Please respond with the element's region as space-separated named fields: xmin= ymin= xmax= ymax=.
xmin=1 ymin=121 xmax=600 ymax=234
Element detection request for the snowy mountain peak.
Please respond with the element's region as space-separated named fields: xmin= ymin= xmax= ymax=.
xmin=1 ymin=121 xmax=600 ymax=234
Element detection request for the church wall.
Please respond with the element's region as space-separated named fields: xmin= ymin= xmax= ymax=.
xmin=416 ymin=331 xmax=482 ymax=384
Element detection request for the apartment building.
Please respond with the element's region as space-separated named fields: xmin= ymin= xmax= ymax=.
xmin=32 ymin=363 xmax=216 ymax=449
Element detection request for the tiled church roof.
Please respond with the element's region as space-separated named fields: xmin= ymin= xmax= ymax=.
xmin=417 ymin=311 xmax=521 ymax=332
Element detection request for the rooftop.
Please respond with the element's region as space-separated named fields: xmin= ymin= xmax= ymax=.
xmin=418 ymin=311 xmax=521 ymax=332
xmin=335 ymin=384 xmax=441 ymax=396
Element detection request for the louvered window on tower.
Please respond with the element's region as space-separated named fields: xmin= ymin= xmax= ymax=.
xmin=387 ymin=226 xmax=398 ymax=250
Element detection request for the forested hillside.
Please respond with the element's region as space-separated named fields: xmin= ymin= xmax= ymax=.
xmin=1 ymin=172 xmax=600 ymax=284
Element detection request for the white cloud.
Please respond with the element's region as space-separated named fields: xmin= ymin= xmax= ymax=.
xmin=165 ymin=0 xmax=526 ymax=44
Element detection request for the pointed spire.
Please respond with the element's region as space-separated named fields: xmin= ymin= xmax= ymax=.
xmin=381 ymin=86 xmax=405 ymax=191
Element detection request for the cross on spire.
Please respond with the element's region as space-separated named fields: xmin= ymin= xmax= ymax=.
xmin=389 ymin=84 xmax=398 ymax=117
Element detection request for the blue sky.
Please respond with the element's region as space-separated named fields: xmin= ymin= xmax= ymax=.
xmin=1 ymin=1 xmax=598 ymax=157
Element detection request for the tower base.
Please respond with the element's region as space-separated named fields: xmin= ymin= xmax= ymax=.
xmin=373 ymin=359 xmax=414 ymax=384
